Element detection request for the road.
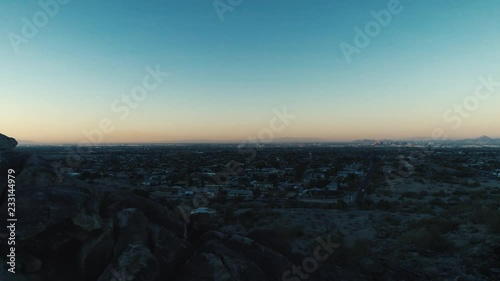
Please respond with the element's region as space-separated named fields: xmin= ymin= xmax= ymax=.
xmin=354 ymin=157 xmax=379 ymax=205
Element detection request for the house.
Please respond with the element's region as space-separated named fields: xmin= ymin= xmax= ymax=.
xmin=286 ymin=192 xmax=298 ymax=200
xmin=150 ymin=191 xmax=173 ymax=200
xmin=180 ymin=189 xmax=194 ymax=196
xmin=195 ymin=187 xmax=218 ymax=198
xmin=252 ymin=182 xmax=274 ymax=189
xmin=344 ymin=194 xmax=355 ymax=204
xmin=262 ymin=168 xmax=280 ymax=174
xmin=228 ymin=190 xmax=253 ymax=198
xmin=282 ymin=182 xmax=302 ymax=190
xmin=326 ymin=183 xmax=338 ymax=191
xmin=180 ymin=187 xmax=218 ymax=198
xmin=299 ymin=188 xmax=323 ymax=198
xmin=382 ymin=165 xmax=397 ymax=174
xmin=337 ymin=169 xmax=364 ymax=178
xmin=303 ymin=173 xmax=324 ymax=183
xmin=191 ymin=207 xmax=217 ymax=216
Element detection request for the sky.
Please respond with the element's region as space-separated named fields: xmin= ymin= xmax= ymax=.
xmin=1 ymin=0 xmax=500 ymax=143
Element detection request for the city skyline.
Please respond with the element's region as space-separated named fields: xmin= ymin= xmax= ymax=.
xmin=2 ymin=0 xmax=500 ymax=143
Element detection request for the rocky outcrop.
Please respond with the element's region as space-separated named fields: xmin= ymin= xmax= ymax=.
xmin=248 ymin=228 xmax=293 ymax=255
xmin=97 ymin=244 xmax=160 ymax=281
xmin=150 ymin=224 xmax=194 ymax=279
xmin=178 ymin=244 xmax=269 ymax=281
xmin=0 ymin=133 xmax=17 ymax=151
xmin=177 ymin=252 xmax=237 ymax=281
xmin=0 ymin=151 xmax=29 ymax=200
xmin=113 ymin=208 xmax=151 ymax=256
xmin=0 ymin=149 xmax=192 ymax=281
xmin=77 ymin=219 xmax=114 ymax=280
xmin=177 ymin=232 xmax=295 ymax=281
xmin=187 ymin=210 xmax=224 ymax=241
xmin=102 ymin=189 xmax=187 ymax=239
xmin=0 ymin=147 xmax=341 ymax=281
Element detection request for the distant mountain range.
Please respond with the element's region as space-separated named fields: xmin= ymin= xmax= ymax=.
xmin=454 ymin=135 xmax=500 ymax=145
xmin=352 ymin=136 xmax=500 ymax=146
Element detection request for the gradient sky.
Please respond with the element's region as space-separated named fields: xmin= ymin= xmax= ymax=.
xmin=1 ymin=0 xmax=500 ymax=143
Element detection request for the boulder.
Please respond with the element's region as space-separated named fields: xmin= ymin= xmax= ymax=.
xmin=0 ymin=133 xmax=17 ymax=151
xmin=3 ymin=180 xmax=102 ymax=242
xmin=248 ymin=228 xmax=292 ymax=256
xmin=0 ymin=151 xmax=29 ymax=200
xmin=198 ymin=230 xmax=228 ymax=245
xmin=0 ymin=260 xmax=29 ymax=280
xmin=20 ymin=254 xmax=43 ymax=274
xmin=113 ymin=208 xmax=151 ymax=257
xmin=77 ymin=219 xmax=114 ymax=280
xmin=102 ymin=190 xmax=187 ymax=239
xmin=150 ymin=224 xmax=194 ymax=279
xmin=0 ymin=151 xmax=28 ymax=176
xmin=97 ymin=244 xmax=160 ymax=281
xmin=359 ymin=257 xmax=385 ymax=274
xmin=3 ymin=151 xmax=101 ymax=241
xmin=201 ymin=240 xmax=268 ymax=281
xmin=177 ymin=252 xmax=235 ymax=281
xmin=222 ymin=234 xmax=294 ymax=281
xmin=187 ymin=211 xmax=224 ymax=240
xmin=179 ymin=233 xmax=293 ymax=281
xmin=454 ymin=275 xmax=478 ymax=281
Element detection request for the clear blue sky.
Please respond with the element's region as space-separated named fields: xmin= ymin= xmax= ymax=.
xmin=1 ymin=0 xmax=499 ymax=143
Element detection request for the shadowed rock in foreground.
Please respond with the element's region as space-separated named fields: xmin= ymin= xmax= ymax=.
xmin=0 ymin=140 xmax=303 ymax=281
xmin=0 ymin=134 xmax=436 ymax=281
xmin=0 ymin=133 xmax=17 ymax=151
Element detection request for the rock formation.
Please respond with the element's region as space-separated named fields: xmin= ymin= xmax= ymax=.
xmin=0 ymin=139 xmax=301 ymax=281
xmin=0 ymin=133 xmax=433 ymax=281
xmin=0 ymin=133 xmax=17 ymax=151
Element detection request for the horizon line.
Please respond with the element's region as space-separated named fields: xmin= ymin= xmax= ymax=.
xmin=16 ymin=135 xmax=500 ymax=146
